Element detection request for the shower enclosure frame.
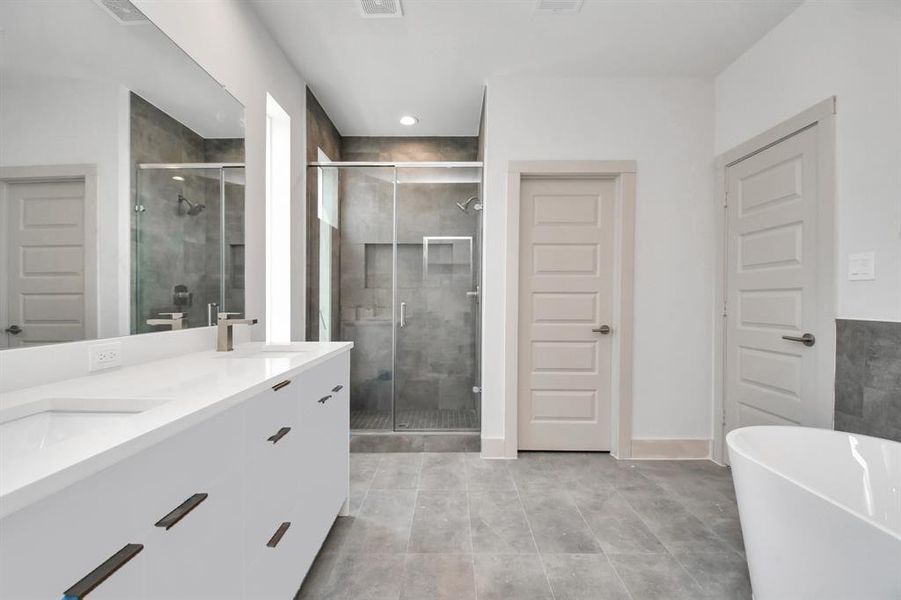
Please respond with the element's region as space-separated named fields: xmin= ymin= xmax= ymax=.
xmin=134 ymin=162 xmax=245 ymax=331
xmin=308 ymin=160 xmax=484 ymax=432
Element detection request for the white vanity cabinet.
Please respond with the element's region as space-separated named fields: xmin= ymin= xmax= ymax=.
xmin=0 ymin=349 xmax=350 ymax=600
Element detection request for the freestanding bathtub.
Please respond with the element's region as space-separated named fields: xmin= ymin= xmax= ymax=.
xmin=727 ymin=426 xmax=901 ymax=600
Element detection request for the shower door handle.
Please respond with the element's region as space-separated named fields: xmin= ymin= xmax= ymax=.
xmin=400 ymin=302 xmax=407 ymax=328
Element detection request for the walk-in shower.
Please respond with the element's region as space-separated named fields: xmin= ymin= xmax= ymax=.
xmin=133 ymin=163 xmax=246 ymax=333
xmin=308 ymin=161 xmax=482 ymax=432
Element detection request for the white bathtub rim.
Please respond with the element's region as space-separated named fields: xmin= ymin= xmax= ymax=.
xmin=727 ymin=426 xmax=901 ymax=543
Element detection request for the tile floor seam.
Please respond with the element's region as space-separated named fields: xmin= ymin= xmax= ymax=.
xmin=514 ymin=475 xmax=557 ymax=600
xmin=567 ymin=489 xmax=637 ymax=600
xmin=403 ymin=455 xmax=425 ymax=555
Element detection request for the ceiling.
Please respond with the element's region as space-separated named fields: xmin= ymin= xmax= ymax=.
xmin=0 ymin=0 xmax=244 ymax=139
xmin=250 ymin=0 xmax=802 ymax=137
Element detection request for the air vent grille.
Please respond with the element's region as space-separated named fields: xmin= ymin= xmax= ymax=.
xmin=92 ymin=0 xmax=149 ymax=24
xmin=359 ymin=0 xmax=403 ymax=18
xmin=534 ymin=0 xmax=584 ymax=14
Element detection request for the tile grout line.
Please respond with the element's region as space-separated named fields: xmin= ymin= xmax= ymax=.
xmin=568 ymin=487 xmax=636 ymax=600
xmin=513 ymin=469 xmax=557 ymax=600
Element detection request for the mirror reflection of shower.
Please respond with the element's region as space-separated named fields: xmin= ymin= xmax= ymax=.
xmin=456 ymin=196 xmax=482 ymax=212
xmin=178 ymin=193 xmax=206 ymax=216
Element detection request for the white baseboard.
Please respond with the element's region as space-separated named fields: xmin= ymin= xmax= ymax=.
xmin=630 ymin=438 xmax=712 ymax=460
xmin=480 ymin=436 xmax=513 ymax=459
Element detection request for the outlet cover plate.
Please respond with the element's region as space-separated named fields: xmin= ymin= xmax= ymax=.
xmin=89 ymin=342 xmax=123 ymax=371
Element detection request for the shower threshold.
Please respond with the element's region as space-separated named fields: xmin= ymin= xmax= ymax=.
xmin=350 ymin=408 xmax=479 ymax=432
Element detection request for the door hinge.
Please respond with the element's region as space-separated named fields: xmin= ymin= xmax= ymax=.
xmin=723 ymin=191 xmax=729 ymax=209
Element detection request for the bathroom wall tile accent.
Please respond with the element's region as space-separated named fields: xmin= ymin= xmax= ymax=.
xmin=834 ymin=319 xmax=901 ymax=443
xmin=305 ymin=88 xmax=343 ymax=341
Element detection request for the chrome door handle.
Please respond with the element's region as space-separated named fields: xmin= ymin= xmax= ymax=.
xmin=400 ymin=302 xmax=407 ymax=328
xmin=4 ymin=324 xmax=22 ymax=335
xmin=592 ymin=325 xmax=611 ymax=335
xmin=782 ymin=333 xmax=816 ymax=347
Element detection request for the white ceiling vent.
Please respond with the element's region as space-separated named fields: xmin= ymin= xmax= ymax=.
xmin=359 ymin=0 xmax=403 ymax=19
xmin=534 ymin=0 xmax=584 ymax=15
xmin=92 ymin=0 xmax=149 ymax=24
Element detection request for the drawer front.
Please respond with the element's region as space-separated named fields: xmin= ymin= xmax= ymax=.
xmin=0 ymin=405 xmax=242 ymax=600
xmin=141 ymin=468 xmax=244 ymax=600
xmin=244 ymin=505 xmax=321 ymax=600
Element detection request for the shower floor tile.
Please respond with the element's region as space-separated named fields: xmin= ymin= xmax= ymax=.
xmin=350 ymin=408 xmax=480 ymax=431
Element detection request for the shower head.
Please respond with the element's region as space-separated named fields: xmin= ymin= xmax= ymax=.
xmin=178 ymin=194 xmax=206 ymax=216
xmin=456 ymin=196 xmax=481 ymax=213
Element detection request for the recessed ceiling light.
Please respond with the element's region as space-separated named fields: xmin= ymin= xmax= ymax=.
xmin=399 ymin=115 xmax=419 ymax=126
xmin=172 ymin=175 xmax=185 ymax=181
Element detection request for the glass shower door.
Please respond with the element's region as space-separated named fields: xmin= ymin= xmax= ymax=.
xmin=394 ymin=166 xmax=482 ymax=431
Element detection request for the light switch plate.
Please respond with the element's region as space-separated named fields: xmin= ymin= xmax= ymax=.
xmin=848 ymin=251 xmax=876 ymax=281
xmin=88 ymin=342 xmax=123 ymax=371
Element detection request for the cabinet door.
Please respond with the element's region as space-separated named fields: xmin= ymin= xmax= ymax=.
xmin=141 ymin=467 xmax=244 ymax=600
xmin=298 ymin=352 xmax=350 ymax=521
xmin=244 ymin=517 xmax=304 ymax=599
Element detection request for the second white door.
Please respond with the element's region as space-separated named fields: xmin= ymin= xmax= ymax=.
xmin=518 ymin=177 xmax=614 ymax=451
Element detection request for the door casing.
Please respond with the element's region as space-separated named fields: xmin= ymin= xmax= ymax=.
xmin=713 ymin=98 xmax=837 ymax=464
xmin=505 ymin=161 xmax=636 ymax=459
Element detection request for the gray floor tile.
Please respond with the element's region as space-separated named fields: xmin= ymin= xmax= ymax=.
xmin=570 ymin=488 xmax=666 ymax=554
xmin=320 ymin=516 xmax=354 ymax=555
xmin=674 ymin=552 xmax=752 ymax=600
xmin=468 ymin=490 xmax=537 ymax=554
xmin=473 ymin=554 xmax=554 ymax=600
xmin=465 ymin=453 xmax=516 ymax=490
xmin=296 ymin=551 xmax=340 ymax=599
xmin=351 ymin=453 xmax=383 ymax=487
xmin=623 ymin=489 xmax=733 ymax=554
xmin=419 ymin=453 xmax=467 ymax=490
xmin=508 ymin=452 xmax=567 ymax=488
xmin=344 ymin=489 xmax=417 ymax=553
xmin=408 ymin=490 xmax=472 ymax=553
xmin=519 ymin=487 xmax=602 ymax=554
xmin=317 ymin=552 xmax=406 ymax=600
xmin=371 ymin=453 xmax=423 ymax=489
xmin=607 ymin=553 xmax=706 ymax=600
xmin=542 ymin=553 xmax=631 ymax=600
xmin=400 ymin=554 xmax=477 ymax=600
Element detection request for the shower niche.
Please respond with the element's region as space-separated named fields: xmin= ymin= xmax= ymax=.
xmin=312 ymin=163 xmax=482 ymax=432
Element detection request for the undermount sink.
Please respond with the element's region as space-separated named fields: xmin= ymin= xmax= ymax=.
xmin=0 ymin=397 xmax=170 ymax=459
xmin=218 ymin=343 xmax=315 ymax=359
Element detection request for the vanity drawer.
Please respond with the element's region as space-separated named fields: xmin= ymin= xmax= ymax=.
xmin=0 ymin=405 xmax=243 ymax=600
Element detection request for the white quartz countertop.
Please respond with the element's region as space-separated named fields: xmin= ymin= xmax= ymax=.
xmin=0 ymin=341 xmax=352 ymax=518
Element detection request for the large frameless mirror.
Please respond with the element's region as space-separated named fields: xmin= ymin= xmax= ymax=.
xmin=0 ymin=0 xmax=245 ymax=349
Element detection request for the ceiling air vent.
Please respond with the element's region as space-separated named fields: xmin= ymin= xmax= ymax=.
xmin=92 ymin=0 xmax=149 ymax=24
xmin=359 ymin=0 xmax=403 ymax=18
xmin=534 ymin=0 xmax=584 ymax=15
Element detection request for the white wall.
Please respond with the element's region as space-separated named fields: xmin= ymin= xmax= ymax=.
xmin=134 ymin=0 xmax=309 ymax=341
xmin=0 ymin=74 xmax=130 ymax=338
xmin=482 ymin=76 xmax=716 ymax=455
xmin=716 ymin=0 xmax=901 ymax=321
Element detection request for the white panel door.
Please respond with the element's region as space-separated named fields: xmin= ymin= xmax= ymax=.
xmin=5 ymin=179 xmax=87 ymax=347
xmin=725 ymin=126 xmax=824 ymax=433
xmin=518 ymin=177 xmax=614 ymax=450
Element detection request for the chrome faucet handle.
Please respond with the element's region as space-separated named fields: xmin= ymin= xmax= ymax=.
xmin=158 ymin=312 xmax=184 ymax=319
xmin=217 ymin=312 xmax=242 ymax=321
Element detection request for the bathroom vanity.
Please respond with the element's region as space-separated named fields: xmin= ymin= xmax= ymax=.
xmin=0 ymin=342 xmax=352 ymax=599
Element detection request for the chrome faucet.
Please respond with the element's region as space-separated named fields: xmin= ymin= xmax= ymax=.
xmin=217 ymin=312 xmax=258 ymax=352
xmin=146 ymin=312 xmax=185 ymax=330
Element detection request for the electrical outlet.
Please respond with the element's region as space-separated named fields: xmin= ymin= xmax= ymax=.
xmin=88 ymin=342 xmax=122 ymax=371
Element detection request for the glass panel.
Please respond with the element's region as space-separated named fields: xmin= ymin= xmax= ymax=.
xmin=134 ymin=167 xmax=245 ymax=333
xmin=330 ymin=166 xmax=396 ymax=430
xmin=394 ymin=166 xmax=482 ymax=431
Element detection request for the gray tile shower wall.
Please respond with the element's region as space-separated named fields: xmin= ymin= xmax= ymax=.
xmin=130 ymin=93 xmax=244 ymax=333
xmin=306 ymin=88 xmax=342 ymax=342
xmin=835 ymin=319 xmax=901 ymax=442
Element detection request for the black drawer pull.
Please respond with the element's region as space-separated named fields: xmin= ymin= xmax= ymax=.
xmin=332 ymin=384 xmax=344 ymax=392
xmin=63 ymin=543 xmax=143 ymax=599
xmin=272 ymin=380 xmax=291 ymax=392
xmin=318 ymin=394 xmax=332 ymax=404
xmin=154 ymin=493 xmax=208 ymax=530
xmin=266 ymin=522 xmax=291 ymax=548
xmin=267 ymin=426 xmax=291 ymax=444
